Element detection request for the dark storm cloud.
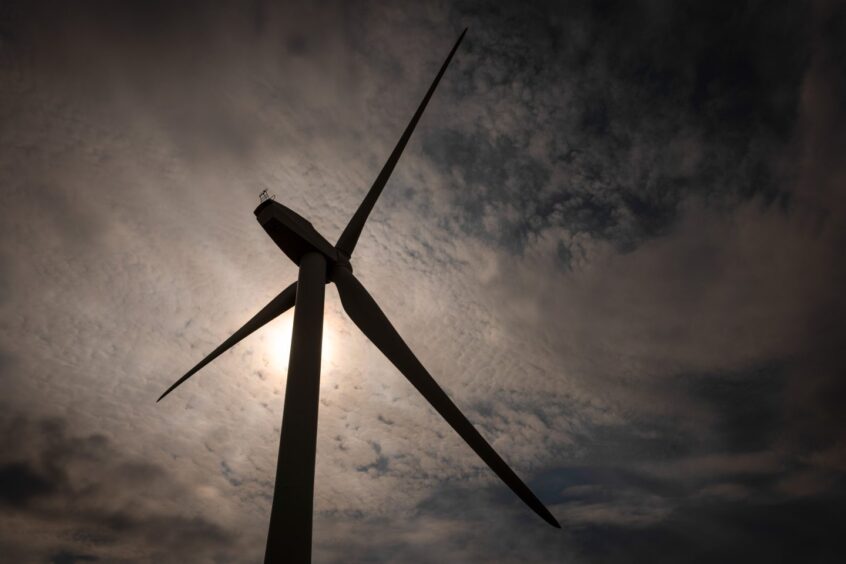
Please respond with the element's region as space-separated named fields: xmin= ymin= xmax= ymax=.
xmin=418 ymin=1 xmax=809 ymax=256
xmin=0 ymin=409 xmax=242 ymax=563
xmin=49 ymin=551 xmax=100 ymax=564
xmin=688 ymin=364 xmax=785 ymax=454
xmin=0 ymin=462 xmax=54 ymax=506
xmin=422 ymin=129 xmax=552 ymax=247
xmin=570 ymin=493 xmax=846 ymax=563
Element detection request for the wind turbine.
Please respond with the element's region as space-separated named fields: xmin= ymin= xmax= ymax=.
xmin=158 ymin=28 xmax=560 ymax=564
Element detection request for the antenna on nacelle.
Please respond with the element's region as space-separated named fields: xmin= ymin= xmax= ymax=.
xmin=259 ymin=189 xmax=276 ymax=203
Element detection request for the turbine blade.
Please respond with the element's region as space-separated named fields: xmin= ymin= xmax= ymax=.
xmin=335 ymin=28 xmax=467 ymax=258
xmin=157 ymin=282 xmax=297 ymax=402
xmin=332 ymin=267 xmax=560 ymax=528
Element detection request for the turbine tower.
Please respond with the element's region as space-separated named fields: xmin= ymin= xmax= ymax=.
xmin=158 ymin=28 xmax=560 ymax=564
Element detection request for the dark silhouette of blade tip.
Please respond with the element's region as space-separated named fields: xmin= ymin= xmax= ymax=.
xmin=545 ymin=512 xmax=562 ymax=529
xmin=534 ymin=501 xmax=561 ymax=528
xmin=156 ymin=381 xmax=181 ymax=403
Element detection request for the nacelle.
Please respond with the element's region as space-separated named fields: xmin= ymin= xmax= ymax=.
xmin=255 ymin=200 xmax=342 ymax=269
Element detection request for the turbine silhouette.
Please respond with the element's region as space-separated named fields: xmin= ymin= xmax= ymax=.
xmin=158 ymin=28 xmax=560 ymax=563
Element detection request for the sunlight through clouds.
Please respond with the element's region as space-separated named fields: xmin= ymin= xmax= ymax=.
xmin=263 ymin=310 xmax=339 ymax=375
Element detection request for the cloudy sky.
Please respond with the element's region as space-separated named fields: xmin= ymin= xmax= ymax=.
xmin=2 ymin=1 xmax=845 ymax=562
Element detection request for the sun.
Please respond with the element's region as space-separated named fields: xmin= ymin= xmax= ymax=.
xmin=265 ymin=313 xmax=336 ymax=373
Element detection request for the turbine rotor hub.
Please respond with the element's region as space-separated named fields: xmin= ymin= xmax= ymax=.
xmin=328 ymin=256 xmax=353 ymax=283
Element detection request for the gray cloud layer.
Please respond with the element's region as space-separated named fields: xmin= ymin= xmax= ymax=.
xmin=2 ymin=0 xmax=845 ymax=562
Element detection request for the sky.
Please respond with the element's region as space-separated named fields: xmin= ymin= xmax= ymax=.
xmin=1 ymin=1 xmax=845 ymax=562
